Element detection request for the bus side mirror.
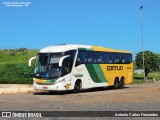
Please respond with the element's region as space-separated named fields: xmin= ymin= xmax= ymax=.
xmin=59 ymin=55 xmax=70 ymax=67
xmin=29 ymin=56 xmax=36 ymax=67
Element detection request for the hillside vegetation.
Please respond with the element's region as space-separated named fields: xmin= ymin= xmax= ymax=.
xmin=0 ymin=50 xmax=38 ymax=64
xmin=0 ymin=49 xmax=38 ymax=84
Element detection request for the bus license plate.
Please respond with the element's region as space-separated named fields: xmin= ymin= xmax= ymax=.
xmin=43 ymin=86 xmax=48 ymax=89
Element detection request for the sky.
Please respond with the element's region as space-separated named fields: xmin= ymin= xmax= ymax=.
xmin=0 ymin=0 xmax=160 ymax=57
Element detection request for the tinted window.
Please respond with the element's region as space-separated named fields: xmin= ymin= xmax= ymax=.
xmin=126 ymin=54 xmax=132 ymax=63
xmin=93 ymin=52 xmax=105 ymax=64
xmin=121 ymin=54 xmax=127 ymax=64
xmin=75 ymin=50 xmax=132 ymax=66
xmin=65 ymin=50 xmax=76 ymax=60
xmin=114 ymin=53 xmax=120 ymax=64
xmin=106 ymin=53 xmax=114 ymax=64
xmin=62 ymin=50 xmax=76 ymax=75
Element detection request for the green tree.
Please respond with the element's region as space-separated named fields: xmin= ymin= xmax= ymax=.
xmin=135 ymin=51 xmax=160 ymax=78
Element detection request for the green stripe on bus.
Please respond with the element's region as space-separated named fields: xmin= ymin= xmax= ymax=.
xmin=46 ymin=79 xmax=56 ymax=83
xmin=85 ymin=64 xmax=101 ymax=83
xmin=92 ymin=64 xmax=108 ymax=82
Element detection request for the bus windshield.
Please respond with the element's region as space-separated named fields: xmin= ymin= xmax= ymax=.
xmin=34 ymin=53 xmax=63 ymax=79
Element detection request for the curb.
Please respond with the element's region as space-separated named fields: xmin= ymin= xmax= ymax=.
xmin=0 ymin=84 xmax=34 ymax=95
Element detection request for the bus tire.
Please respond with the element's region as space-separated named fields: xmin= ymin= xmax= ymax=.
xmin=119 ymin=78 xmax=124 ymax=89
xmin=73 ymin=80 xmax=81 ymax=93
xmin=114 ymin=78 xmax=119 ymax=89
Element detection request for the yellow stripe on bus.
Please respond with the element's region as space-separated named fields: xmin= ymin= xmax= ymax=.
xmin=91 ymin=46 xmax=131 ymax=53
xmin=34 ymin=78 xmax=46 ymax=83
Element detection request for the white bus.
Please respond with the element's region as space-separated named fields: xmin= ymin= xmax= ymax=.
xmin=29 ymin=44 xmax=133 ymax=93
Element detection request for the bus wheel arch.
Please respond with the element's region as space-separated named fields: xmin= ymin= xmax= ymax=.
xmin=73 ymin=79 xmax=82 ymax=93
xmin=114 ymin=77 xmax=119 ymax=89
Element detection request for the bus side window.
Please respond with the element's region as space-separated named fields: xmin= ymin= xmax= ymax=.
xmin=114 ymin=55 xmax=118 ymax=63
xmin=99 ymin=53 xmax=105 ymax=64
xmin=93 ymin=52 xmax=97 ymax=63
xmin=109 ymin=54 xmax=113 ymax=64
xmin=93 ymin=52 xmax=104 ymax=64
xmin=75 ymin=50 xmax=83 ymax=66
xmin=86 ymin=52 xmax=90 ymax=63
xmin=105 ymin=53 xmax=109 ymax=64
xmin=62 ymin=58 xmax=72 ymax=76
xmin=121 ymin=55 xmax=126 ymax=64
xmin=76 ymin=57 xmax=82 ymax=65
xmin=114 ymin=54 xmax=120 ymax=64
xmin=127 ymin=54 xmax=132 ymax=63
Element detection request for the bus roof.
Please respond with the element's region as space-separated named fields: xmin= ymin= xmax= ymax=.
xmin=39 ymin=44 xmax=131 ymax=54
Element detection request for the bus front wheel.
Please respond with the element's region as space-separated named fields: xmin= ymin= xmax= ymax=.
xmin=74 ymin=81 xmax=81 ymax=93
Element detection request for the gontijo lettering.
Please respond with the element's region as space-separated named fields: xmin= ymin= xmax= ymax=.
xmin=107 ymin=66 xmax=123 ymax=71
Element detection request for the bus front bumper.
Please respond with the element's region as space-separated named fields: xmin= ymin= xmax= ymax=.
xmin=33 ymin=82 xmax=67 ymax=91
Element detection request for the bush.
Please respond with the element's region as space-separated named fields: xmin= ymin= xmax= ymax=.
xmin=0 ymin=63 xmax=33 ymax=84
xmin=17 ymin=63 xmax=33 ymax=78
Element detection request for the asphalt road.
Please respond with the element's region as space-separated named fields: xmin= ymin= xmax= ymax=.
xmin=0 ymin=82 xmax=160 ymax=120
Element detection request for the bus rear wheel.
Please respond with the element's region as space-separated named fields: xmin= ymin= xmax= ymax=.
xmin=119 ymin=79 xmax=124 ymax=89
xmin=74 ymin=81 xmax=81 ymax=93
xmin=114 ymin=79 xmax=119 ymax=89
